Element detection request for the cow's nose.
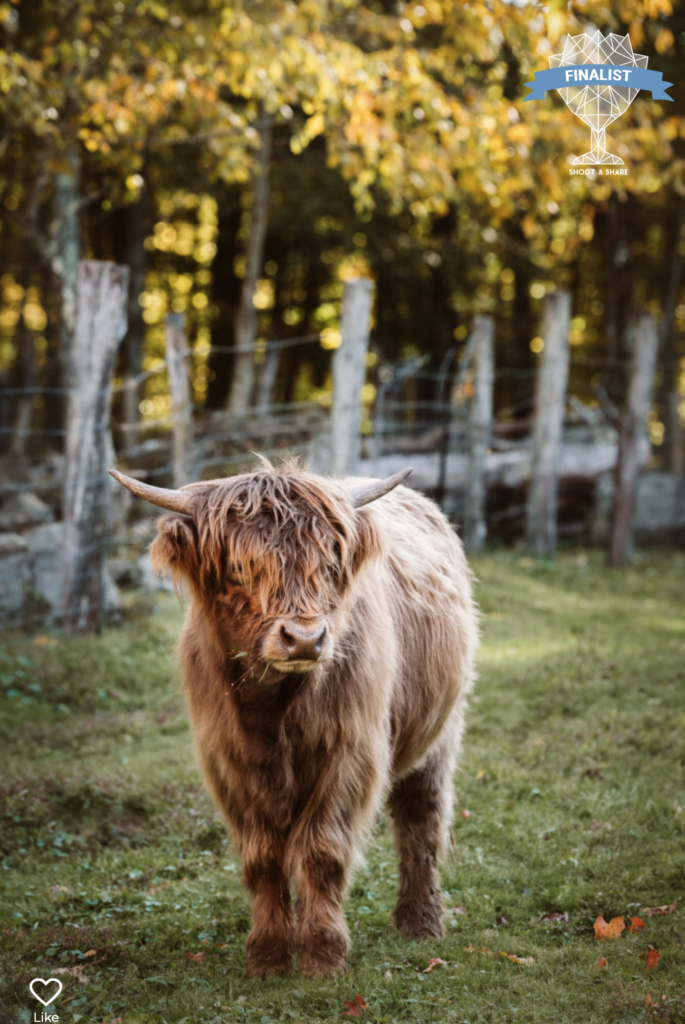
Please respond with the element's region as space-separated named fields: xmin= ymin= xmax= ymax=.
xmin=280 ymin=622 xmax=327 ymax=660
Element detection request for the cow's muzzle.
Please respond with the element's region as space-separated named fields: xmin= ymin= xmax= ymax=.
xmin=262 ymin=618 xmax=330 ymax=674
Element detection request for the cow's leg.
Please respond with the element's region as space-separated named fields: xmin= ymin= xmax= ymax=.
xmin=241 ymin=826 xmax=294 ymax=978
xmin=292 ymin=837 xmax=350 ymax=979
xmin=286 ymin=748 xmax=385 ymax=978
xmin=388 ymin=746 xmax=454 ymax=939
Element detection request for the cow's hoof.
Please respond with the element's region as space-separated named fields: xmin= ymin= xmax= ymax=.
xmin=297 ymin=929 xmax=347 ymax=978
xmin=395 ymin=903 xmax=444 ymax=940
xmin=298 ymin=952 xmax=347 ymax=979
xmin=245 ymin=954 xmax=293 ymax=978
xmin=245 ymin=932 xmax=294 ymax=978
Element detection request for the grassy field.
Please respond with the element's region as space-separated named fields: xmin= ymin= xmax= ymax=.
xmin=1 ymin=550 xmax=684 ymax=1024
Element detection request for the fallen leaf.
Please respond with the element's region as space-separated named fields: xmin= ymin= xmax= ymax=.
xmin=419 ymin=958 xmax=459 ymax=974
xmin=594 ymin=957 xmax=609 ymax=970
xmin=499 ymin=952 xmax=535 ymax=966
xmin=33 ymin=635 xmax=58 ymax=647
xmin=84 ymin=949 xmax=97 ymax=958
xmin=450 ymin=905 xmax=467 ymax=916
xmin=644 ymin=901 xmax=676 ymax=917
xmin=342 ymin=994 xmax=368 ymax=1017
xmin=589 ymin=820 xmax=611 ymax=831
xmin=185 ymin=951 xmax=206 ymax=963
xmin=539 ymin=912 xmax=568 ymax=923
xmin=460 ymin=809 xmax=471 ymax=819
xmin=53 ymin=967 xmax=88 ymax=984
xmin=645 ymin=994 xmax=655 ymax=1007
xmin=495 ymin=914 xmax=508 ymax=927
xmin=464 ymin=945 xmax=495 ymax=957
xmin=593 ymin=916 xmax=625 ymax=941
xmin=629 ymin=916 xmax=645 ymax=933
xmin=217 ymin=943 xmax=227 ymax=949
xmin=644 ymin=947 xmax=661 ymax=971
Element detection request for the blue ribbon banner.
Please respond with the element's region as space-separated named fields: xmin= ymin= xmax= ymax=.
xmin=524 ymin=64 xmax=673 ymax=102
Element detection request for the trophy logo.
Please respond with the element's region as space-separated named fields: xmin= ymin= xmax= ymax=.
xmin=525 ymin=28 xmax=673 ymax=167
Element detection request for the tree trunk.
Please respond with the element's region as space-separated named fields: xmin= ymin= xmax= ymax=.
xmin=464 ymin=316 xmax=494 ymax=553
xmin=225 ymin=113 xmax=272 ymax=418
xmin=121 ymin=188 xmax=148 ymax=450
xmin=608 ymin=313 xmax=659 ymax=566
xmin=331 ymin=278 xmax=375 ymax=476
xmin=49 ymin=144 xmax=81 ymax=446
xmin=601 ymin=194 xmax=634 ymax=409
xmin=525 ymin=291 xmax=571 ymax=558
xmin=62 ymin=261 xmax=129 ymax=635
xmin=659 ymin=194 xmax=685 ymax=476
xmin=166 ymin=313 xmax=193 ymax=487
xmin=9 ymin=264 xmax=36 ymax=458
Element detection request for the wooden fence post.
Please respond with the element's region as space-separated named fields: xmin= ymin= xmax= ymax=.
xmin=464 ymin=316 xmax=494 ymax=553
xmin=525 ymin=290 xmax=571 ymax=558
xmin=608 ymin=312 xmax=659 ymax=566
xmin=255 ymin=344 xmax=280 ymax=410
xmin=331 ymin=277 xmax=374 ymax=477
xmin=165 ymin=313 xmax=193 ymax=487
xmin=62 ymin=260 xmax=129 ymax=634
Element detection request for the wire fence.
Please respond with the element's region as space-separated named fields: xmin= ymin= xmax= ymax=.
xmin=0 ymin=298 xmax=682 ymax=634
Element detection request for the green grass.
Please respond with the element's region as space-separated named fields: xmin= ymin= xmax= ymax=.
xmin=1 ymin=550 xmax=684 ymax=1024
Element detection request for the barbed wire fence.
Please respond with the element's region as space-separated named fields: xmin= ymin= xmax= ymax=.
xmin=0 ymin=267 xmax=680 ymax=635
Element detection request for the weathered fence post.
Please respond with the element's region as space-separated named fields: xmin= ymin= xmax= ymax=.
xmin=255 ymin=344 xmax=280 ymax=410
xmin=62 ymin=260 xmax=129 ymax=634
xmin=331 ymin=277 xmax=374 ymax=476
xmin=525 ymin=290 xmax=571 ymax=558
xmin=464 ymin=316 xmax=494 ymax=553
xmin=165 ymin=313 xmax=193 ymax=487
xmin=608 ymin=312 xmax=659 ymax=566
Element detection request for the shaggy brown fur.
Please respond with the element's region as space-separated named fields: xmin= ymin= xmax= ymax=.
xmin=149 ymin=461 xmax=477 ymax=978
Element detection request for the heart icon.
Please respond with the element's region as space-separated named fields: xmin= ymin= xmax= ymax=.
xmin=29 ymin=978 xmax=63 ymax=1007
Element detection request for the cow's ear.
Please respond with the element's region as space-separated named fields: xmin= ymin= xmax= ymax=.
xmin=150 ymin=514 xmax=199 ymax=584
xmin=351 ymin=507 xmax=384 ymax=574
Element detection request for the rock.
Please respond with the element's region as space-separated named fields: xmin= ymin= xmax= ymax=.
xmin=21 ymin=522 xmax=121 ymax=623
xmin=107 ymin=554 xmax=144 ymax=590
xmin=0 ymin=490 xmax=54 ymax=531
xmin=137 ymin=553 xmax=175 ymax=593
xmin=24 ymin=522 xmax=63 ymax=611
xmin=0 ymin=533 xmax=31 ymax=622
xmin=635 ymin=472 xmax=685 ymax=543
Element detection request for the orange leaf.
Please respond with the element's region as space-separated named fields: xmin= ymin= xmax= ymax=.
xmin=644 ymin=901 xmax=676 ymax=917
xmin=499 ymin=951 xmax=535 ymax=965
xmin=645 ymin=947 xmax=661 ymax=971
xmin=645 ymin=994 xmax=655 ymax=1007
xmin=420 ymin=958 xmax=458 ymax=973
xmin=185 ymin=951 xmax=206 ymax=963
xmin=594 ymin=957 xmax=609 ymax=970
xmin=629 ymin=916 xmax=645 ymax=933
xmin=593 ymin=916 xmax=625 ymax=941
xmin=342 ymin=994 xmax=368 ymax=1017
xmin=84 ymin=949 xmax=97 ymax=958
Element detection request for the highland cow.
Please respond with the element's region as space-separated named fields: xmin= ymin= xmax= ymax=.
xmin=110 ymin=461 xmax=477 ymax=979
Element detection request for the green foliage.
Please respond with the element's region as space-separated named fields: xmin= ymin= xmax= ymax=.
xmin=0 ymin=551 xmax=684 ymax=1022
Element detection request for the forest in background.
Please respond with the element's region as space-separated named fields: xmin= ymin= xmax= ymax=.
xmin=0 ymin=0 xmax=684 ymax=467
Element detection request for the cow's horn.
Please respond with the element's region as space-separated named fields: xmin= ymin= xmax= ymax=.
xmin=347 ymin=468 xmax=412 ymax=508
xmin=109 ymin=469 xmax=194 ymax=515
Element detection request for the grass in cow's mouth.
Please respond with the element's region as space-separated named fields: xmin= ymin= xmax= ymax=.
xmin=0 ymin=549 xmax=684 ymax=1024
